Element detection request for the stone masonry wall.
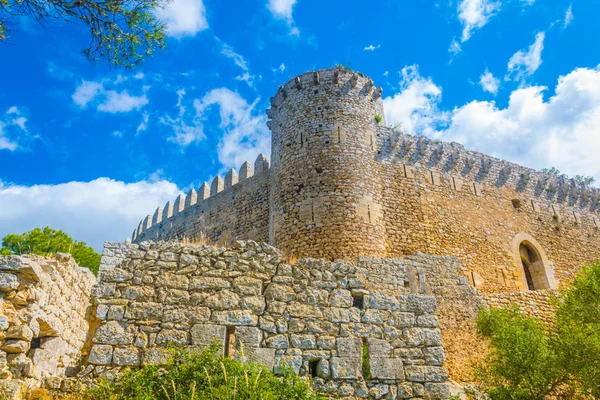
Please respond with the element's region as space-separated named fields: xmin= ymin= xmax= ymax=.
xmin=484 ymin=290 xmax=558 ymax=325
xmin=0 ymin=254 xmax=96 ymax=397
xmin=87 ymin=241 xmax=451 ymax=399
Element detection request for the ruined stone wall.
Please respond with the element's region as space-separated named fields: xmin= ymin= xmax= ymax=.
xmin=134 ymin=155 xmax=271 ymax=245
xmin=87 ymin=241 xmax=452 ymax=399
xmin=0 ymin=254 xmax=96 ymax=396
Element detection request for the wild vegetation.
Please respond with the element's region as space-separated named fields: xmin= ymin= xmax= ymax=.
xmin=0 ymin=226 xmax=101 ymax=274
xmin=475 ymin=260 xmax=600 ymax=399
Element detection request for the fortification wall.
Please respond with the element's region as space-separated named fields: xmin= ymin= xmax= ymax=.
xmin=87 ymin=241 xmax=452 ymax=399
xmin=134 ymin=154 xmax=271 ymax=245
xmin=0 ymin=254 xmax=96 ymax=397
xmin=375 ymin=135 xmax=600 ymax=294
xmin=484 ymin=289 xmax=557 ymax=324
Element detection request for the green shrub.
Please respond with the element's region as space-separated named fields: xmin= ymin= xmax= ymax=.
xmin=85 ymin=346 xmax=322 ymax=400
xmin=476 ymin=260 xmax=600 ymax=399
xmin=0 ymin=227 xmax=101 ymax=274
xmin=374 ymin=114 xmax=383 ymax=124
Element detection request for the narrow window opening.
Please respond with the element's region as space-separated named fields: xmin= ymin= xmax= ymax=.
xmin=352 ymin=294 xmax=364 ymax=309
xmin=361 ymin=338 xmax=371 ymax=380
xmin=30 ymin=337 xmax=41 ymax=350
xmin=337 ymin=127 xmax=341 ymax=144
xmin=300 ymin=132 xmax=304 ymax=148
xmin=309 ymin=359 xmax=320 ymax=378
xmin=224 ymin=327 xmax=236 ymax=357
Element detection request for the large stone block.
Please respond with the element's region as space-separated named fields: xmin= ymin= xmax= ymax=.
xmin=1 ymin=340 xmax=29 ymax=354
xmin=190 ymin=324 xmax=226 ymax=348
xmin=287 ymin=303 xmax=322 ymax=318
xmin=336 ymin=337 xmax=362 ymax=357
xmin=423 ymin=346 xmax=445 ymax=366
xmin=398 ymin=295 xmax=437 ymax=313
xmin=247 ymin=348 xmax=276 ymax=371
xmin=233 ymin=277 xmax=263 ymax=296
xmin=124 ymin=302 xmax=163 ymax=320
xmin=329 ymin=289 xmax=352 ymax=307
xmin=113 ymin=346 xmax=141 ymax=366
xmin=405 ymin=366 xmax=448 ymax=382
xmin=369 ymin=357 xmax=404 ymax=380
xmin=367 ymin=338 xmax=391 ymax=357
xmin=403 ymin=328 xmax=443 ymax=347
xmin=235 ymin=326 xmax=262 ymax=348
xmin=93 ymin=321 xmax=134 ymax=345
xmin=189 ymin=277 xmax=231 ymax=290
xmin=290 ymin=334 xmax=316 ymax=349
xmin=367 ymin=292 xmax=400 ymax=310
xmin=88 ymin=344 xmax=113 ymax=365
xmin=5 ymin=326 xmax=33 ymax=342
xmin=330 ymin=357 xmax=362 ymax=380
xmin=0 ymin=273 xmax=19 ymax=292
xmin=425 ymin=382 xmax=451 ymax=399
xmin=274 ymin=355 xmax=302 ymax=375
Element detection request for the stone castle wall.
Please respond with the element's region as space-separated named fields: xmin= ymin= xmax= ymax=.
xmin=0 ymin=254 xmax=96 ymax=396
xmin=86 ymin=241 xmax=452 ymax=399
xmin=130 ymin=67 xmax=600 ymax=297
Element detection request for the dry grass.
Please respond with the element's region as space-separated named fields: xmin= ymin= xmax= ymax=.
xmin=24 ymin=388 xmax=80 ymax=400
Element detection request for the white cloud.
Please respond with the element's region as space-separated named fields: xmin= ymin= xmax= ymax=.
xmin=268 ymin=0 xmax=296 ymax=21
xmin=0 ymin=106 xmax=29 ymax=151
xmin=194 ymin=88 xmax=271 ymax=170
xmin=221 ymin=43 xmax=255 ymax=87
xmin=382 ymin=66 xmax=447 ymax=137
xmin=458 ymin=0 xmax=501 ymax=42
xmin=72 ymin=80 xmax=149 ymax=113
xmin=267 ymin=0 xmax=299 ymax=35
xmin=136 ymin=113 xmax=149 ymax=134
xmin=479 ymin=69 xmax=500 ymax=95
xmin=0 ymin=178 xmax=180 ymax=251
xmin=155 ymin=0 xmax=208 ymax=38
xmin=449 ymin=39 xmax=462 ymax=56
xmin=383 ymin=64 xmax=600 ymax=183
xmin=160 ymin=89 xmax=205 ymax=147
xmin=97 ymin=91 xmax=149 ymax=113
xmin=273 ymin=63 xmax=286 ymax=73
xmin=506 ymin=32 xmax=545 ymax=81
xmin=72 ymin=81 xmax=104 ymax=108
xmin=363 ymin=44 xmax=381 ymax=51
xmin=564 ymin=4 xmax=573 ymax=29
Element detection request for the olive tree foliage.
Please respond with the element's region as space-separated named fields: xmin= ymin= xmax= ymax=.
xmin=0 ymin=0 xmax=169 ymax=67
xmin=476 ymin=260 xmax=600 ymax=399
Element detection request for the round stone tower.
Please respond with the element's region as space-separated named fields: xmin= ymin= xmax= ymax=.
xmin=267 ymin=68 xmax=386 ymax=260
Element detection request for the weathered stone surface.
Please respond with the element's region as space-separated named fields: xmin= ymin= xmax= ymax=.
xmin=190 ymin=324 xmax=226 ymax=347
xmin=330 ymin=357 xmax=361 ymax=379
xmin=275 ymin=355 xmax=302 ymax=375
xmin=0 ymin=273 xmax=19 ymax=292
xmin=212 ymin=310 xmax=258 ymax=326
xmin=113 ymin=346 xmax=141 ymax=366
xmin=367 ymin=338 xmax=391 ymax=357
xmin=235 ymin=326 xmax=262 ymax=348
xmin=247 ymin=348 xmax=276 ymax=371
xmin=88 ymin=345 xmax=113 ymax=365
xmin=5 ymin=325 xmax=33 ymax=342
xmin=190 ymin=277 xmax=230 ymax=290
xmin=264 ymin=334 xmax=288 ymax=349
xmin=405 ymin=366 xmax=449 ymax=382
xmin=336 ymin=337 xmax=362 ymax=357
xmin=290 ymin=334 xmax=316 ymax=349
xmin=399 ymin=295 xmax=437 ymax=314
xmin=369 ymin=357 xmax=404 ymax=379
xmin=403 ymin=328 xmax=443 ymax=347
xmin=93 ymin=321 xmax=134 ymax=345
xmin=329 ymin=289 xmax=352 ymax=308
xmin=1 ymin=340 xmax=29 ymax=354
xmin=423 ymin=346 xmax=445 ymax=366
xmin=233 ymin=277 xmax=263 ymax=296
xmin=204 ymin=290 xmax=240 ymax=310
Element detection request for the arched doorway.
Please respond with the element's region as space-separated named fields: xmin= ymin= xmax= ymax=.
xmin=511 ymin=233 xmax=557 ymax=291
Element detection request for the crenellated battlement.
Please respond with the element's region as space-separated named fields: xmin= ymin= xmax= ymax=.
xmin=377 ymin=127 xmax=600 ymax=217
xmin=132 ymin=153 xmax=270 ymax=242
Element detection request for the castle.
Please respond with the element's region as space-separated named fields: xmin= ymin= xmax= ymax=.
xmin=0 ymin=68 xmax=599 ymax=400
xmin=133 ymin=67 xmax=600 ymax=295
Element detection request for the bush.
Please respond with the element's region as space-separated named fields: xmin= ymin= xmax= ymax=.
xmin=0 ymin=227 xmax=101 ymax=274
xmin=85 ymin=346 xmax=322 ymax=400
xmin=476 ymin=260 xmax=600 ymax=399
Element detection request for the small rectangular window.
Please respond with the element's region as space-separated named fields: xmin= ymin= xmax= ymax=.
xmin=224 ymin=327 xmax=236 ymax=357
xmin=352 ymin=294 xmax=364 ymax=309
xmin=309 ymin=359 xmax=319 ymax=378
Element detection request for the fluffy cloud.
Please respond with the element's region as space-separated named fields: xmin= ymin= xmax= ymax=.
xmin=458 ymin=0 xmax=501 ymax=42
xmin=155 ymin=0 xmax=208 ymax=38
xmin=267 ymin=0 xmax=299 ymax=35
xmin=72 ymin=80 xmax=149 ymax=113
xmin=0 ymin=178 xmax=181 ymax=252
xmin=383 ymin=65 xmax=600 ymax=183
xmin=479 ymin=69 xmax=500 ymax=95
xmin=448 ymin=40 xmax=462 ymax=56
xmin=0 ymin=106 xmax=29 ymax=151
xmin=382 ymin=65 xmax=446 ymax=136
xmin=195 ymin=88 xmax=271 ymax=170
xmin=506 ymin=32 xmax=545 ymax=82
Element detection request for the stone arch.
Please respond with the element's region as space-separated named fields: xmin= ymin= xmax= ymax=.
xmin=511 ymin=233 xmax=557 ymax=291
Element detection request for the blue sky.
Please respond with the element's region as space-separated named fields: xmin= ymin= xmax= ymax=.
xmin=1 ymin=0 xmax=598 ymax=251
